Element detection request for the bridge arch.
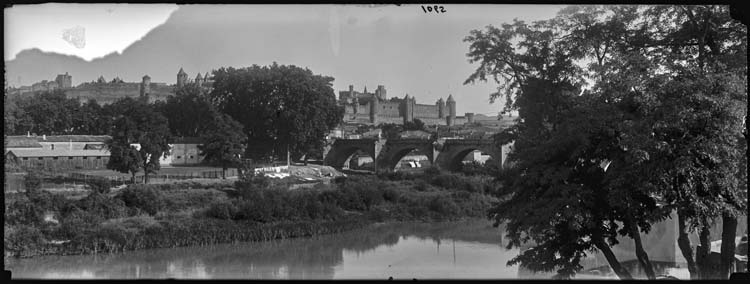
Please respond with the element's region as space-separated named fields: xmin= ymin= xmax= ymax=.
xmin=375 ymin=139 xmax=434 ymax=172
xmin=323 ymin=138 xmax=382 ymax=170
xmin=433 ymin=140 xmax=504 ymax=172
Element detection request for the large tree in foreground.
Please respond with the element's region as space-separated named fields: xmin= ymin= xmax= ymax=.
xmin=199 ymin=111 xmax=248 ymax=179
xmin=106 ymin=98 xmax=171 ymax=184
xmin=208 ymin=63 xmax=343 ymax=162
xmin=466 ymin=4 xmax=746 ymax=280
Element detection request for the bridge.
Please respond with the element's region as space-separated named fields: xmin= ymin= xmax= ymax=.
xmin=323 ymin=137 xmax=513 ymax=172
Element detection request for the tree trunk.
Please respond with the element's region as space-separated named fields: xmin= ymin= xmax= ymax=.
xmin=677 ymin=211 xmax=700 ymax=279
xmin=222 ymin=165 xmax=227 ymax=179
xmin=627 ymin=216 xmax=656 ymax=279
xmin=719 ymin=213 xmax=738 ymax=279
xmin=144 ymin=172 xmax=149 ymax=184
xmin=697 ymin=224 xmax=712 ymax=279
xmin=593 ymin=234 xmax=633 ymax=280
xmin=131 ymin=172 xmax=136 ymax=184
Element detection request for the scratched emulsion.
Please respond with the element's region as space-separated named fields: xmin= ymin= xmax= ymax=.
xmin=62 ymin=25 xmax=86 ymax=49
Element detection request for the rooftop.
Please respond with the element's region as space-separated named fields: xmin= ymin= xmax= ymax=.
xmin=7 ymin=149 xmax=110 ymax=157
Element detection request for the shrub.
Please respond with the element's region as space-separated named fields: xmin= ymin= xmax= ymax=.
xmin=5 ymin=198 xmax=45 ymax=226
xmin=117 ymin=184 xmax=166 ymax=216
xmin=87 ymin=178 xmax=113 ymax=194
xmin=4 ymin=225 xmax=47 ymax=257
xmin=382 ymin=188 xmax=401 ymax=202
xmin=427 ymin=195 xmax=460 ymax=216
xmin=204 ymin=200 xmax=237 ymax=220
xmin=75 ymin=192 xmax=129 ymax=220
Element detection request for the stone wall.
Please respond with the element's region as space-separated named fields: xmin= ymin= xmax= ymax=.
xmin=66 ymin=83 xmax=174 ymax=105
xmin=414 ymin=104 xmax=440 ymax=119
xmin=379 ymin=101 xmax=401 ymax=117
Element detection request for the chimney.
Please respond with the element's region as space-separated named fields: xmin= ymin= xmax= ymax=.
xmin=27 ymin=131 xmax=30 ymax=137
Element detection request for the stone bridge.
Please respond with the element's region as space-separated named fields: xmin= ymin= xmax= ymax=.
xmin=323 ymin=137 xmax=513 ymax=172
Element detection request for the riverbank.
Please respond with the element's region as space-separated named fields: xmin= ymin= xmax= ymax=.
xmin=5 ymin=171 xmax=498 ymax=259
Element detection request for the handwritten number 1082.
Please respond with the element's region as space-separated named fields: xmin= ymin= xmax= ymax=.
xmin=422 ymin=5 xmax=446 ymax=13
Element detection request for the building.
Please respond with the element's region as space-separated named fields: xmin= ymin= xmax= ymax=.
xmin=168 ymin=137 xmax=205 ymax=166
xmin=6 ymin=68 xmax=214 ymax=105
xmin=5 ymin=134 xmax=206 ymax=169
xmin=338 ymin=85 xmax=477 ymax=126
xmin=6 ymin=149 xmax=110 ymax=170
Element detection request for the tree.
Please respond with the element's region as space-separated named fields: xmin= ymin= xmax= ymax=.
xmin=106 ymin=97 xmax=171 ymax=184
xmin=14 ymin=90 xmax=80 ymax=135
xmin=199 ymin=112 xmax=248 ymax=179
xmin=378 ymin=123 xmax=403 ymax=140
xmin=403 ymin=118 xmax=426 ymax=131
xmin=158 ymin=83 xmax=216 ymax=137
xmin=209 ymin=63 xmax=343 ymax=161
xmin=465 ymin=5 xmax=746 ymax=280
xmin=71 ymin=99 xmax=110 ymax=135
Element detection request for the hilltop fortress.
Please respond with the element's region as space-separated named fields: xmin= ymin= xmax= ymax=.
xmin=339 ymin=85 xmax=476 ymax=126
xmin=7 ymin=68 xmax=212 ymax=105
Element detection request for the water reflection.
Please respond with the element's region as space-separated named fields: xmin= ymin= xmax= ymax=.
xmin=5 ymin=219 xmax=693 ymax=279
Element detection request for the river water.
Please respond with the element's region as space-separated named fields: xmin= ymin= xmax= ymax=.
xmin=5 ymin=219 xmax=692 ymax=280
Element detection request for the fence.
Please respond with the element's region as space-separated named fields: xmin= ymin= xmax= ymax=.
xmin=68 ymin=168 xmax=239 ymax=185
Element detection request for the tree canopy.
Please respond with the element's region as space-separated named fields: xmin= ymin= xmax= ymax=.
xmin=466 ymin=5 xmax=746 ymax=280
xmin=106 ymin=97 xmax=172 ymax=184
xmin=208 ymin=63 xmax=343 ymax=161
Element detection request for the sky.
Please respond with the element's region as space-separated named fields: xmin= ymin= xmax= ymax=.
xmin=4 ymin=4 xmax=566 ymax=115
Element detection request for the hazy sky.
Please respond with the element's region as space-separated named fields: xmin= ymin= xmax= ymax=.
xmin=5 ymin=4 xmax=565 ymax=115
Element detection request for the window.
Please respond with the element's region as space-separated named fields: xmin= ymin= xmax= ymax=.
xmin=190 ymin=155 xmax=194 ymax=159
xmin=53 ymin=157 xmax=58 ymax=160
xmin=68 ymin=157 xmax=74 ymax=160
xmin=82 ymin=157 xmax=87 ymax=160
xmin=96 ymin=157 xmax=102 ymax=160
xmin=22 ymin=157 xmax=28 ymax=161
xmin=38 ymin=157 xmax=43 ymax=160
xmin=51 ymin=144 xmax=55 ymax=150
xmin=177 ymin=156 xmax=182 ymax=159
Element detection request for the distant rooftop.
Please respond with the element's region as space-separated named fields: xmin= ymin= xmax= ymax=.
xmin=7 ymin=149 xmax=110 ymax=157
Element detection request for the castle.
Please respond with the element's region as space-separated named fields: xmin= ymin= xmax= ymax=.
xmin=339 ymin=85 xmax=476 ymax=126
xmin=7 ymin=68 xmax=212 ymax=105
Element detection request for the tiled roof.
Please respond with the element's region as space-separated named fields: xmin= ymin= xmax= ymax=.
xmin=5 ymin=136 xmax=43 ymax=148
xmin=36 ymin=135 xmax=111 ymax=143
xmin=7 ymin=149 xmax=110 ymax=157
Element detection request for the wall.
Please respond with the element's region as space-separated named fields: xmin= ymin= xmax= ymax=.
xmin=15 ymin=156 xmax=109 ymax=170
xmin=379 ymin=101 xmax=401 ymax=117
xmin=66 ymin=83 xmax=174 ymax=104
xmin=168 ymin=143 xmax=204 ymax=166
xmin=414 ymin=104 xmax=440 ymax=119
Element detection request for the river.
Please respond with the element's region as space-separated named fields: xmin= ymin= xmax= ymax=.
xmin=5 ymin=219 xmax=695 ymax=279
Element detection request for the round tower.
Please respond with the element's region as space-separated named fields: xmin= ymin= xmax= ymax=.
xmin=140 ymin=75 xmax=151 ymax=102
xmin=177 ymin=68 xmax=188 ymax=87
xmin=446 ymin=94 xmax=456 ymax=126
xmin=195 ymin=72 xmax=203 ymax=87
xmin=370 ymin=93 xmax=379 ymax=124
xmin=437 ymin=98 xmax=445 ymax=119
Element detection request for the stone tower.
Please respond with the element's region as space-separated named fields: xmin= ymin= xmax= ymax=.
xmin=446 ymin=94 xmax=456 ymax=126
xmin=369 ymin=92 xmax=379 ymax=124
xmin=403 ymin=94 xmax=415 ymax=124
xmin=55 ymin=72 xmax=72 ymax=89
xmin=177 ymin=68 xmax=188 ymax=87
xmin=140 ymin=75 xmax=151 ymax=102
xmin=437 ymin=98 xmax=445 ymax=119
xmin=195 ymin=73 xmax=203 ymax=87
xmin=375 ymin=85 xmax=387 ymax=100
xmin=466 ymin=113 xmax=475 ymax=124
